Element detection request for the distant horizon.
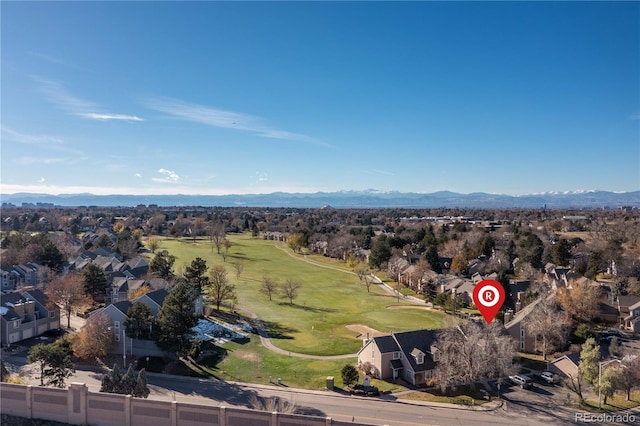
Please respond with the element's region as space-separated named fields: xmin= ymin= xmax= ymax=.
xmin=1 ymin=187 xmax=638 ymax=198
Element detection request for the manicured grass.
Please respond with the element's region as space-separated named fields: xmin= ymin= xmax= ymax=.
xmin=400 ymin=385 xmax=490 ymax=405
xmin=185 ymin=335 xmax=355 ymax=390
xmin=583 ymin=390 xmax=640 ymax=412
xmin=151 ymin=234 xmax=448 ymax=356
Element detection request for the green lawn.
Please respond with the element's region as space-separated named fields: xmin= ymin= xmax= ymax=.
xmin=152 ymin=234 xmax=448 ymax=356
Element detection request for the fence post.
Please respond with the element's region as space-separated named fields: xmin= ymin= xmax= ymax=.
xmin=125 ymin=395 xmax=132 ymax=426
xmin=171 ymin=401 xmax=177 ymax=426
xmin=325 ymin=417 xmax=332 ymax=426
xmin=220 ymin=406 xmax=226 ymax=426
xmin=26 ymin=385 xmax=33 ymax=419
xmin=67 ymin=382 xmax=88 ymax=425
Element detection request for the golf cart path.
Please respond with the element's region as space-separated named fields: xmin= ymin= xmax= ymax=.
xmin=240 ymin=308 xmax=357 ymax=360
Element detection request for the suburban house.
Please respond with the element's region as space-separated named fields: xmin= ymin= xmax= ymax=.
xmin=548 ymin=352 xmax=580 ymax=378
xmin=357 ymin=329 xmax=439 ymax=386
xmin=618 ymin=295 xmax=640 ymax=328
xmin=623 ymin=300 xmax=640 ymax=332
xmin=0 ymin=266 xmax=18 ymax=291
xmin=1 ymin=289 xmax=60 ymax=346
xmin=504 ymin=296 xmax=541 ymax=353
xmin=90 ymin=289 xmax=170 ymax=341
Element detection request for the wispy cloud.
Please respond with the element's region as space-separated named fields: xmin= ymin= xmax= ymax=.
xmin=152 ymin=168 xmax=180 ymax=183
xmin=251 ymin=171 xmax=269 ymax=185
xmin=75 ymin=112 xmax=143 ymax=121
xmin=32 ymin=76 xmax=143 ymax=122
xmin=144 ymin=96 xmax=329 ymax=147
xmin=135 ymin=173 xmax=142 ymax=178
xmin=15 ymin=157 xmax=68 ymax=165
xmin=365 ymin=169 xmax=396 ymax=176
xmin=1 ymin=126 xmax=64 ymax=145
xmin=2 ymin=126 xmax=87 ymax=159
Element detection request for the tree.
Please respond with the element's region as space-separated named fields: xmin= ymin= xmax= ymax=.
xmin=46 ymin=273 xmax=91 ymax=329
xmin=100 ymin=364 xmax=150 ymax=398
xmin=115 ymin=227 xmax=142 ymax=260
xmin=261 ymin=275 xmax=278 ymax=301
xmin=600 ymin=365 xmax=622 ymax=405
xmin=354 ymin=262 xmax=373 ymax=293
xmin=184 ymin=257 xmax=209 ymax=292
xmin=557 ymin=279 xmax=601 ymax=322
xmin=147 ymin=236 xmax=161 ymax=253
xmin=281 ymin=279 xmax=301 ymax=305
xmin=551 ymin=239 xmax=573 ymax=266
xmin=208 ymin=222 xmax=225 ymax=254
xmin=369 ymin=235 xmax=392 ymax=269
xmin=524 ymin=295 xmax=571 ymax=360
xmin=28 ymin=343 xmax=75 ymax=388
xmin=433 ymin=320 xmax=516 ymax=392
xmin=72 ymin=311 xmax=115 ymax=361
xmin=341 ymin=364 xmax=359 ymax=387
xmin=287 ymin=233 xmax=305 ymax=253
xmin=421 ymin=279 xmax=438 ymax=303
xmin=580 ymin=337 xmax=600 ymax=390
xmin=206 ymin=265 xmax=236 ymax=311
xmin=155 ymin=280 xmax=198 ymax=356
xmin=234 ymin=262 xmax=244 ymax=280
xmin=82 ymin=263 xmax=109 ymax=302
xmin=125 ymin=302 xmax=153 ymax=339
xmin=149 ymin=250 xmax=176 ymax=280
xmin=221 ymin=238 xmax=233 ymax=261
xmin=619 ymin=351 xmax=640 ymax=400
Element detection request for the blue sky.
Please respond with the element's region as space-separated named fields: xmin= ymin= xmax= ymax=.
xmin=1 ymin=1 xmax=638 ymax=196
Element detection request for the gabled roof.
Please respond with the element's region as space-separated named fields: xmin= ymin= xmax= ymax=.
xmin=505 ymin=296 xmax=543 ymax=329
xmin=0 ymin=292 xmax=25 ymax=321
xmin=629 ymin=300 xmax=640 ymax=312
xmin=392 ymin=329 xmax=438 ymax=372
xmin=22 ymin=289 xmax=53 ymax=311
xmin=371 ymin=335 xmax=399 ymax=354
xmin=111 ymin=301 xmax=133 ymax=316
xmin=143 ymin=289 xmax=168 ymax=306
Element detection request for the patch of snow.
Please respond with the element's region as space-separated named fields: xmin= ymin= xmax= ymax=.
xmin=191 ymin=319 xmax=247 ymax=344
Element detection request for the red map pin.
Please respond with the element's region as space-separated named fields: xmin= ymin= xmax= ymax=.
xmin=473 ymin=279 xmax=505 ymax=324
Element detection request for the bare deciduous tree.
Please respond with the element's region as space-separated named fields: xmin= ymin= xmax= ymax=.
xmin=433 ymin=320 xmax=517 ymax=392
xmin=72 ymin=311 xmax=115 ymax=361
xmin=524 ymin=295 xmax=571 ymax=360
xmin=46 ymin=273 xmax=91 ymax=329
xmin=261 ymin=275 xmax=277 ymax=301
xmin=281 ymin=280 xmax=301 ymax=305
xmin=557 ymin=279 xmax=601 ymax=321
xmin=206 ymin=265 xmax=236 ymax=311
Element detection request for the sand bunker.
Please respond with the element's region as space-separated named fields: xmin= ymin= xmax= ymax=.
xmin=346 ymin=324 xmax=386 ymax=339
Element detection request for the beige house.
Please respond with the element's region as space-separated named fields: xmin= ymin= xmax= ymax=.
xmin=357 ymin=329 xmax=439 ymax=386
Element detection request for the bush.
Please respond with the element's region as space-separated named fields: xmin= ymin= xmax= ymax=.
xmin=341 ymin=364 xmax=359 ymax=387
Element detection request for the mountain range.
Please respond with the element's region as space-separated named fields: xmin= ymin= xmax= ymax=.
xmin=1 ymin=190 xmax=639 ymax=209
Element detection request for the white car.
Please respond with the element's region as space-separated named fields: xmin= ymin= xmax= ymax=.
xmin=538 ymin=371 xmax=556 ymax=384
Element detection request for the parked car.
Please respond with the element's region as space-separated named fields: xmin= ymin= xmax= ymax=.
xmin=537 ymin=371 xmax=556 ymax=384
xmin=509 ymin=375 xmax=533 ymax=389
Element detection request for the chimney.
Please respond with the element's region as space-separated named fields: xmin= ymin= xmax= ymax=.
xmin=504 ymin=309 xmax=514 ymax=324
xmin=515 ymin=300 xmax=522 ymax=313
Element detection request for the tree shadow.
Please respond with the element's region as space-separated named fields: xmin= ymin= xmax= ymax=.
xmin=259 ymin=320 xmax=297 ymax=340
xmin=276 ymin=302 xmax=337 ymax=314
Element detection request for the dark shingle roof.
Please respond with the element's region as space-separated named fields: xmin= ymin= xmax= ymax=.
xmin=392 ymin=329 xmax=438 ymax=373
xmin=144 ymin=289 xmax=169 ymax=306
xmin=112 ymin=301 xmax=133 ymax=315
xmin=373 ymin=335 xmax=399 ymax=354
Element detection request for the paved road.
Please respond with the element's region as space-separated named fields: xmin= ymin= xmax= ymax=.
xmin=7 ymin=351 xmax=640 ymax=426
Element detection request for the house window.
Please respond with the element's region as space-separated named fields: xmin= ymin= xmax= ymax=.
xmin=13 ymin=320 xmax=20 ymax=329
xmin=114 ymin=321 xmax=120 ymax=330
xmin=371 ymin=350 xmax=375 ymax=360
xmin=520 ymin=328 xmax=525 ymax=338
xmin=520 ymin=340 xmax=525 ymax=351
xmin=416 ymin=354 xmax=424 ymax=365
xmin=393 ymin=351 xmax=400 ymax=360
xmin=49 ymin=311 xmax=55 ymax=318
